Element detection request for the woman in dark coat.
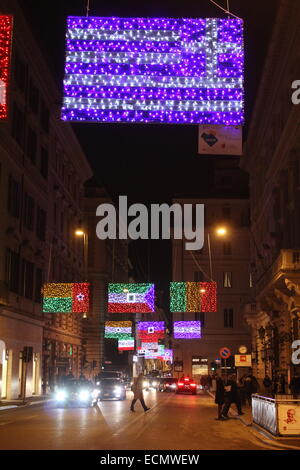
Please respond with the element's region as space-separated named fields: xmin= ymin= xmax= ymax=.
xmin=215 ymin=375 xmax=226 ymax=420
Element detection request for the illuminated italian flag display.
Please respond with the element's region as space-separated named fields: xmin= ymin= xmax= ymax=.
xmin=170 ymin=282 xmax=217 ymax=312
xmin=43 ymin=283 xmax=90 ymax=313
xmin=108 ymin=283 xmax=155 ymax=313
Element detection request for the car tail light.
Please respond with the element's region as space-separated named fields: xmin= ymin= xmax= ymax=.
xmin=191 ymin=383 xmax=196 ymax=387
xmin=178 ymin=382 xmax=184 ymax=386
xmin=184 ymin=378 xmax=189 ymax=381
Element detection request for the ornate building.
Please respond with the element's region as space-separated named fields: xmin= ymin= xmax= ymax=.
xmin=241 ymin=0 xmax=300 ymax=388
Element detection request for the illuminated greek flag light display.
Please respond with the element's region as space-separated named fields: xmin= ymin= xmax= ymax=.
xmin=173 ymin=321 xmax=201 ymax=339
xmin=62 ymin=17 xmax=244 ymax=124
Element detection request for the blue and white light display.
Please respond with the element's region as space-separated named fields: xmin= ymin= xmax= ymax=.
xmin=62 ymin=17 xmax=244 ymax=125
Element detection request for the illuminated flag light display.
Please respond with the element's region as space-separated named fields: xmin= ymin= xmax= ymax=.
xmin=137 ymin=322 xmax=165 ymax=341
xmin=43 ymin=283 xmax=90 ymax=313
xmin=0 ymin=15 xmax=13 ymax=120
xmin=173 ymin=321 xmax=201 ymax=339
xmin=62 ymin=17 xmax=244 ymax=125
xmin=141 ymin=342 xmax=159 ymax=351
xmin=108 ymin=283 xmax=155 ymax=313
xmin=118 ymin=338 xmax=135 ymax=350
xmin=170 ymin=282 xmax=217 ymax=312
xmin=105 ymin=321 xmax=132 ymax=339
xmin=145 ymin=344 xmax=165 ymax=360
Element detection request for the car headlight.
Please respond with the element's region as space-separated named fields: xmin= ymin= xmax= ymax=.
xmin=96 ymin=381 xmax=100 ymax=386
xmin=143 ymin=381 xmax=149 ymax=387
xmin=92 ymin=389 xmax=100 ymax=398
xmin=79 ymin=390 xmax=90 ymax=401
xmin=56 ymin=390 xmax=67 ymax=401
xmin=152 ymin=381 xmax=157 ymax=387
xmin=171 ymin=384 xmax=176 ymax=389
xmin=114 ymin=386 xmax=122 ymax=394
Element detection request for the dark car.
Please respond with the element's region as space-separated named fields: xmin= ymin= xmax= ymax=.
xmin=159 ymin=377 xmax=178 ymax=392
xmin=54 ymin=379 xmax=94 ymax=407
xmin=96 ymin=378 xmax=126 ymax=401
xmin=176 ymin=377 xmax=197 ymax=395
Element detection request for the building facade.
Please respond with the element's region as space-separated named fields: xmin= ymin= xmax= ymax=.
xmin=172 ymin=197 xmax=252 ymax=380
xmin=241 ymin=0 xmax=300 ymax=388
xmin=0 ymin=0 xmax=92 ymax=399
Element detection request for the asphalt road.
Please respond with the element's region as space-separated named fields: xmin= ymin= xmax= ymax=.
xmin=0 ymin=390 xmax=280 ymax=450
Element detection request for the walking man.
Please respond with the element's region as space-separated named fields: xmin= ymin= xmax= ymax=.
xmin=222 ymin=374 xmax=244 ymax=417
xmin=215 ymin=374 xmax=227 ymax=421
xmin=130 ymin=373 xmax=150 ymax=412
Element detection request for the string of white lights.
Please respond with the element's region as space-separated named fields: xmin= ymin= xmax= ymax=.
xmin=189 ymin=251 xmax=215 ymax=283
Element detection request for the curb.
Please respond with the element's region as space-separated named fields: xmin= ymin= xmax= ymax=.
xmin=0 ymin=398 xmax=51 ymax=411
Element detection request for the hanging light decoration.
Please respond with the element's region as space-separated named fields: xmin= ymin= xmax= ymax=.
xmin=137 ymin=321 xmax=165 ymax=341
xmin=61 ymin=17 xmax=244 ymax=124
xmin=108 ymin=283 xmax=155 ymax=313
xmin=170 ymin=282 xmax=217 ymax=312
xmin=104 ymin=321 xmax=132 ymax=339
xmin=0 ymin=15 xmax=13 ymax=120
xmin=118 ymin=337 xmax=135 ymax=350
xmin=173 ymin=321 xmax=201 ymax=339
xmin=43 ymin=283 xmax=90 ymax=313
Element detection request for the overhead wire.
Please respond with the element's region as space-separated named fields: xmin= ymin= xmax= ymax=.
xmin=208 ymin=0 xmax=242 ymax=20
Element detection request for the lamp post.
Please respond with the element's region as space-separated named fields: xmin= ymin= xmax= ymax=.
xmin=75 ymin=228 xmax=88 ymax=318
xmin=207 ymin=226 xmax=228 ymax=280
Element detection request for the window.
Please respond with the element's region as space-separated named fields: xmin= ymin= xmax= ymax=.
xmin=12 ymin=102 xmax=25 ymax=147
xmin=35 ymin=268 xmax=43 ymax=303
xmin=249 ymin=272 xmax=253 ymax=288
xmin=224 ymin=308 xmax=233 ymax=328
xmin=26 ymin=126 xmax=37 ymax=164
xmin=195 ymin=312 xmax=205 ymax=327
xmin=14 ymin=53 xmax=27 ymax=93
xmin=8 ymin=175 xmax=21 ymax=218
xmin=21 ymin=259 xmax=34 ymax=299
xmin=222 ymin=207 xmax=231 ymax=220
xmin=293 ymin=252 xmax=300 ymax=263
xmin=40 ymin=99 xmax=49 ymax=133
xmin=28 ymin=78 xmax=39 ymax=113
xmin=23 ymin=193 xmax=35 ymax=231
xmin=194 ymin=271 xmax=204 ymax=282
xmin=36 ymin=206 xmax=46 ymax=241
xmin=223 ymin=271 xmax=232 ymax=288
xmin=40 ymin=147 xmax=48 ymax=180
xmin=223 ymin=242 xmax=232 ymax=255
xmin=6 ymin=249 xmax=20 ymax=294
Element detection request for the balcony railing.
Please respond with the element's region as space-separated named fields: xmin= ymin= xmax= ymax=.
xmin=256 ymin=249 xmax=300 ymax=293
xmin=0 ymin=281 xmax=9 ymax=306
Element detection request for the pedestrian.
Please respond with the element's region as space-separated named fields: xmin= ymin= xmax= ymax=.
xmin=243 ymin=373 xmax=259 ymax=406
xmin=206 ymin=375 xmax=212 ymax=392
xmin=130 ymin=373 xmax=150 ymax=412
xmin=289 ymin=373 xmax=300 ymax=399
xmin=222 ymin=374 xmax=244 ymax=417
xmin=263 ymin=375 xmax=272 ymax=397
xmin=215 ymin=375 xmax=227 ymax=421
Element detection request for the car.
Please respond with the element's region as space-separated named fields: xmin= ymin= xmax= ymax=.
xmin=159 ymin=377 xmax=178 ymax=392
xmin=54 ymin=379 xmax=94 ymax=407
xmin=144 ymin=376 xmax=159 ymax=390
xmin=94 ymin=371 xmax=123 ymax=385
xmin=95 ymin=378 xmax=126 ymax=401
xmin=176 ymin=377 xmax=197 ymax=395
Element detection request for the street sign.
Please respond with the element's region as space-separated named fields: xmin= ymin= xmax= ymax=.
xmin=219 ymin=347 xmax=231 ymax=360
xmin=238 ymin=345 xmax=248 ymax=354
xmin=234 ymin=355 xmax=252 ymax=367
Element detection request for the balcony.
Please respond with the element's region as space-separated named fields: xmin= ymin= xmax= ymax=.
xmin=256 ymin=249 xmax=300 ymax=295
xmin=0 ymin=281 xmax=10 ymax=306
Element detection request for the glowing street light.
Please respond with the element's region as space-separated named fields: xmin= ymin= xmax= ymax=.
xmin=216 ymin=227 xmax=227 ymax=236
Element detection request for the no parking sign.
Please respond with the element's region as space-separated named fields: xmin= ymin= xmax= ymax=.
xmin=219 ymin=347 xmax=231 ymax=360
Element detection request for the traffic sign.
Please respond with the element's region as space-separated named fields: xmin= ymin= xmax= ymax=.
xmin=219 ymin=347 xmax=231 ymax=359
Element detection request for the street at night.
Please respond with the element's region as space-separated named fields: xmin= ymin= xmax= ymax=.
xmin=0 ymin=390 xmax=279 ymax=450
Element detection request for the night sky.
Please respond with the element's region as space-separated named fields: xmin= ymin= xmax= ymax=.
xmin=20 ymin=0 xmax=279 ymax=305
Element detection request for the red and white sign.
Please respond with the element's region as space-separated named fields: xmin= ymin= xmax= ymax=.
xmin=219 ymin=347 xmax=231 ymax=359
xmin=198 ymin=125 xmax=242 ymax=156
xmin=234 ymin=355 xmax=252 ymax=367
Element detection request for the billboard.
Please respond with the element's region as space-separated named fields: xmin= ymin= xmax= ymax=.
xmin=108 ymin=283 xmax=155 ymax=313
xmin=62 ymin=17 xmax=244 ymax=124
xmin=170 ymin=282 xmax=217 ymax=312
xmin=43 ymin=283 xmax=90 ymax=313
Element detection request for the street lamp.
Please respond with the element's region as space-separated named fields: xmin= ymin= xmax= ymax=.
xmin=75 ymin=228 xmax=88 ymax=318
xmin=207 ymin=226 xmax=228 ymax=280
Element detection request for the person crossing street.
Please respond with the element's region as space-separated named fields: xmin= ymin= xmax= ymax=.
xmin=130 ymin=373 xmax=150 ymax=412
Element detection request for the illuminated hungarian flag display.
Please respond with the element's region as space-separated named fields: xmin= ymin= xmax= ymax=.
xmin=118 ymin=338 xmax=135 ymax=350
xmin=108 ymin=283 xmax=155 ymax=313
xmin=62 ymin=17 xmax=244 ymax=125
xmin=0 ymin=15 xmax=13 ymax=120
xmin=105 ymin=321 xmax=132 ymax=339
xmin=43 ymin=283 xmax=90 ymax=313
xmin=137 ymin=322 xmax=165 ymax=341
xmin=170 ymin=282 xmax=217 ymax=312
xmin=174 ymin=321 xmax=201 ymax=339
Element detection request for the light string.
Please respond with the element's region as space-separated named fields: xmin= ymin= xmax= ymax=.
xmin=208 ymin=0 xmax=242 ymax=20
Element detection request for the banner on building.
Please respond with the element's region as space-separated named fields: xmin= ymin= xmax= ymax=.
xmin=0 ymin=15 xmax=13 ymax=120
xmin=108 ymin=283 xmax=155 ymax=313
xmin=62 ymin=17 xmax=244 ymax=125
xmin=198 ymin=125 xmax=242 ymax=155
xmin=43 ymin=283 xmax=90 ymax=313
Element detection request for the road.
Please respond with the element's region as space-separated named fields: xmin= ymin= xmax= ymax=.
xmin=0 ymin=390 xmax=279 ymax=450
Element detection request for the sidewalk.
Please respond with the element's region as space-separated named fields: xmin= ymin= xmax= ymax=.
xmin=0 ymin=395 xmax=51 ymax=411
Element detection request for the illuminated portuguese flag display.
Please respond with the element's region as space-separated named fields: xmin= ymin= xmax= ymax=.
xmin=108 ymin=283 xmax=155 ymax=313
xmin=43 ymin=283 xmax=90 ymax=313
xmin=170 ymin=282 xmax=217 ymax=312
